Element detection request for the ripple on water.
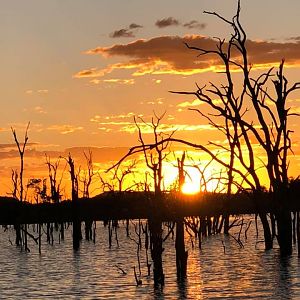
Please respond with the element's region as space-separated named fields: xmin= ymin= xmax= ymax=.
xmin=0 ymin=217 xmax=300 ymax=299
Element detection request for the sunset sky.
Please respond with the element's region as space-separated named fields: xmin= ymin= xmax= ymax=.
xmin=1 ymin=0 xmax=300 ymax=196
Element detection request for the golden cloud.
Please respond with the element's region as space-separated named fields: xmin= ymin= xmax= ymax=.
xmin=90 ymin=112 xmax=140 ymax=123
xmin=103 ymin=78 xmax=135 ymax=85
xmin=90 ymin=118 xmax=216 ymax=134
xmin=177 ymin=99 xmax=202 ymax=108
xmin=119 ymin=123 xmax=216 ymax=134
xmin=75 ymin=35 xmax=300 ymax=79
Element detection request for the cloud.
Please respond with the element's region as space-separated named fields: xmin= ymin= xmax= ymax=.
xmin=110 ymin=29 xmax=135 ymax=38
xmin=177 ymin=99 xmax=202 ymax=108
xmin=140 ymin=97 xmax=164 ymax=105
xmin=34 ymin=106 xmax=47 ymax=114
xmin=89 ymin=114 xmax=216 ymax=134
xmin=287 ymin=36 xmax=300 ymax=42
xmin=90 ymin=78 xmax=135 ymax=85
xmin=155 ymin=17 xmax=180 ymax=28
xmin=76 ymin=35 xmax=217 ymax=78
xmin=90 ymin=112 xmax=138 ymax=123
xmin=177 ymin=98 xmax=222 ymax=108
xmin=129 ymin=23 xmax=143 ymax=29
xmin=119 ymin=122 xmax=215 ymax=134
xmin=74 ymin=67 xmax=110 ymax=78
xmin=37 ymin=89 xmax=49 ymax=94
xmin=47 ymin=125 xmax=84 ymax=135
xmin=75 ymin=35 xmax=300 ymax=79
xmin=92 ymin=119 xmax=216 ymax=134
xmin=104 ymin=78 xmax=135 ymax=85
xmin=183 ymin=20 xmax=206 ymax=30
xmin=110 ymin=23 xmax=143 ymax=38
xmin=25 ymin=89 xmax=49 ymax=95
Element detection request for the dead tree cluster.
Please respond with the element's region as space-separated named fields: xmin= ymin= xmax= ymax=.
xmin=113 ymin=1 xmax=299 ymax=257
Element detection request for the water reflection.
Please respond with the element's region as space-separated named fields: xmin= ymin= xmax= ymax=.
xmin=176 ymin=277 xmax=187 ymax=299
xmin=0 ymin=219 xmax=300 ymax=299
xmin=153 ymin=286 xmax=165 ymax=300
xmin=72 ymin=250 xmax=82 ymax=298
xmin=276 ymin=257 xmax=292 ymax=299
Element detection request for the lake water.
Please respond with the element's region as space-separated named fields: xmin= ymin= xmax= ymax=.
xmin=1 ymin=217 xmax=300 ymax=299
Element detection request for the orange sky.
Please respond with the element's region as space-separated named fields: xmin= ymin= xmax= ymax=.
xmin=1 ymin=0 xmax=300 ymax=197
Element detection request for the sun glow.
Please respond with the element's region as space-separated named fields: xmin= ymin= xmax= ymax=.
xmin=181 ymin=180 xmax=200 ymax=194
xmin=181 ymin=167 xmax=201 ymax=194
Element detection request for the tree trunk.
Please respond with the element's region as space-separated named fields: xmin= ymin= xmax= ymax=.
xmin=275 ymin=186 xmax=292 ymax=256
xmin=276 ymin=209 xmax=292 ymax=256
xmin=149 ymin=218 xmax=164 ymax=286
xmin=223 ymin=214 xmax=229 ymax=234
xmin=72 ymin=203 xmax=82 ymax=250
xmin=258 ymin=212 xmax=273 ymax=250
xmin=60 ymin=222 xmax=65 ymax=240
xmin=175 ymin=218 xmax=188 ymax=279
xmin=296 ymin=212 xmax=300 ymax=257
xmin=254 ymin=191 xmax=273 ymax=250
xmin=85 ymin=220 xmax=93 ymax=240
xmin=73 ymin=218 xmax=82 ymax=251
xmin=14 ymin=224 xmax=22 ymax=246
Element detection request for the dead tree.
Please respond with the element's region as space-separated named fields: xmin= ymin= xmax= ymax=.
xmin=175 ymin=152 xmax=188 ymax=279
xmin=11 ymin=122 xmax=29 ymax=202
xmin=45 ymin=155 xmax=65 ymax=203
xmin=78 ymin=150 xmax=96 ymax=241
xmin=64 ymin=153 xmax=82 ymax=250
xmin=11 ymin=122 xmax=30 ymax=250
xmin=166 ymin=1 xmax=300 ymax=253
xmin=79 ymin=150 xmax=96 ymax=199
xmin=101 ymin=159 xmax=138 ymax=192
xmin=10 ymin=169 xmax=19 ymax=199
xmin=45 ymin=155 xmax=66 ymax=239
xmin=108 ymin=112 xmax=174 ymax=286
xmin=135 ymin=113 xmax=176 ymax=286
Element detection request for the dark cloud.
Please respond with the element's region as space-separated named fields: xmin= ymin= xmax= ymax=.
xmin=110 ymin=23 xmax=143 ymax=38
xmin=0 ymin=146 xmax=131 ymax=164
xmin=287 ymin=36 xmax=300 ymax=42
xmin=129 ymin=23 xmax=143 ymax=29
xmin=110 ymin=29 xmax=135 ymax=38
xmin=155 ymin=17 xmax=180 ymax=28
xmin=183 ymin=20 xmax=206 ymax=30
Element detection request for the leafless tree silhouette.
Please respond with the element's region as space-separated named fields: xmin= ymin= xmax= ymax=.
xmin=171 ymin=1 xmax=299 ymax=255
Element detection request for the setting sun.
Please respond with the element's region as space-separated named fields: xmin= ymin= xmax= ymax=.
xmin=181 ymin=180 xmax=200 ymax=194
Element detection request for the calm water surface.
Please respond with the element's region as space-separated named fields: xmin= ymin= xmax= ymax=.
xmin=1 ymin=217 xmax=300 ymax=299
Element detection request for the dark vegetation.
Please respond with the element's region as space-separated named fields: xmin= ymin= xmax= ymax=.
xmin=1 ymin=0 xmax=300 ymax=288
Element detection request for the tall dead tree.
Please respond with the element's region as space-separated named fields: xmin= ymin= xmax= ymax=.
xmin=134 ymin=113 xmax=173 ymax=286
xmin=65 ymin=153 xmax=82 ymax=250
xmin=45 ymin=155 xmax=66 ymax=239
xmin=80 ymin=150 xmax=95 ymax=199
xmin=11 ymin=122 xmax=29 ymax=202
xmin=108 ymin=112 xmax=174 ymax=286
xmin=175 ymin=152 xmax=188 ymax=279
xmin=169 ymin=1 xmax=299 ymax=254
xmin=79 ymin=150 xmax=96 ymax=240
xmin=11 ymin=122 xmax=30 ymax=250
xmin=45 ymin=155 xmax=65 ymax=203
